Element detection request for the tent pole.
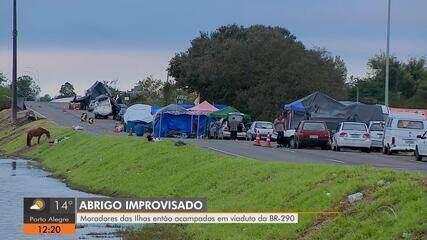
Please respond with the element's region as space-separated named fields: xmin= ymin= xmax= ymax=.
xmin=197 ymin=113 xmax=200 ymax=139
xmin=158 ymin=113 xmax=162 ymax=138
xmin=191 ymin=114 xmax=193 ymax=136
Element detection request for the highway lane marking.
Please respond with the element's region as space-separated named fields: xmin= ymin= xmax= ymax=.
xmin=282 ymin=148 xmax=296 ymax=153
xmin=328 ymin=159 xmax=345 ymax=164
xmin=207 ymin=147 xmax=246 ymax=158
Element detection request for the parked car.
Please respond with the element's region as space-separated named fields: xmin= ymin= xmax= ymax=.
xmin=368 ymin=121 xmax=385 ymax=149
xmin=246 ymin=121 xmax=274 ymax=141
xmin=415 ymin=130 xmax=427 ymax=161
xmin=383 ymin=113 xmax=427 ymax=155
xmin=218 ymin=113 xmax=247 ymax=139
xmin=290 ymin=120 xmax=330 ymax=150
xmin=93 ymin=95 xmax=113 ymax=119
xmin=332 ymin=122 xmax=371 ymax=152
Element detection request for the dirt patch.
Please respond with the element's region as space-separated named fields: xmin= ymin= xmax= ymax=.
xmin=299 ymin=190 xmax=376 ymax=239
xmin=300 ymin=214 xmax=337 ymax=240
xmin=418 ymin=179 xmax=427 ymax=191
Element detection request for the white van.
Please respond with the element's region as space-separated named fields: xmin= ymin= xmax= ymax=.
xmin=383 ymin=113 xmax=427 ymax=154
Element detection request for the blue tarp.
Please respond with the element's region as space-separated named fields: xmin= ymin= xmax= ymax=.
xmin=153 ymin=104 xmax=207 ymax=138
xmin=151 ymin=106 xmax=162 ymax=115
xmin=153 ymin=113 xmax=207 ymax=137
xmin=284 ymin=98 xmax=306 ymax=112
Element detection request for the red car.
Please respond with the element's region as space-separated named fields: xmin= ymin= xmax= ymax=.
xmin=290 ymin=120 xmax=331 ymax=150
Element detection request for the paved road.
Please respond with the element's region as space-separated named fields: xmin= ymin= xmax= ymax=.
xmin=26 ymin=101 xmax=120 ymax=135
xmin=26 ymin=101 xmax=427 ymax=173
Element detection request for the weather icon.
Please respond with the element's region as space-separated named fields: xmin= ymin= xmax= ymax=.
xmin=30 ymin=199 xmax=45 ymax=211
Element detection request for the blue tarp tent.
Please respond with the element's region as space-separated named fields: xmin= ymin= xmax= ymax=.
xmin=151 ymin=106 xmax=162 ymax=115
xmin=153 ymin=104 xmax=207 ymax=138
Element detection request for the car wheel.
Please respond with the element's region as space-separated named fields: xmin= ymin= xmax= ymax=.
xmin=289 ymin=138 xmax=296 ymax=149
xmin=415 ymin=147 xmax=423 ymax=161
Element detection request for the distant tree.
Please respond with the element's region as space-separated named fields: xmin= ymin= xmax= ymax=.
xmin=162 ymin=80 xmax=175 ymax=105
xmin=347 ymin=55 xmax=427 ymax=107
xmin=59 ymin=82 xmax=75 ymax=98
xmin=129 ymin=76 xmax=164 ymax=105
xmin=0 ymin=72 xmax=10 ymax=110
xmin=0 ymin=72 xmax=7 ymax=86
xmin=168 ymin=24 xmax=347 ymax=120
xmin=39 ymin=94 xmax=52 ymax=102
xmin=17 ymin=75 xmax=40 ymax=101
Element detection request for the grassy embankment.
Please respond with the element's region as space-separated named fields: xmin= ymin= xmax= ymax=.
xmin=0 ymin=110 xmax=426 ymax=240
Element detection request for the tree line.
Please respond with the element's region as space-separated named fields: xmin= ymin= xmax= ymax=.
xmin=347 ymin=54 xmax=427 ymax=108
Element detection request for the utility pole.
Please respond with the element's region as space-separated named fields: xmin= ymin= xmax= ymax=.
xmin=384 ymin=0 xmax=391 ymax=107
xmin=11 ymin=0 xmax=18 ymax=124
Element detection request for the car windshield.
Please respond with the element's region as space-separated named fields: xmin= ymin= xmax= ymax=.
xmin=303 ymin=122 xmax=326 ymax=131
xmin=397 ymin=120 xmax=424 ymax=129
xmin=370 ymin=123 xmax=384 ymax=131
xmin=255 ymin=122 xmax=273 ymax=129
xmin=342 ymin=123 xmax=367 ymax=131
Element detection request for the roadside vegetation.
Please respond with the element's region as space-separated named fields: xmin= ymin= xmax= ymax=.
xmin=0 ymin=110 xmax=426 ymax=239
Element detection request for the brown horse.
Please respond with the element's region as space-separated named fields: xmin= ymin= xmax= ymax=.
xmin=27 ymin=127 xmax=51 ymax=147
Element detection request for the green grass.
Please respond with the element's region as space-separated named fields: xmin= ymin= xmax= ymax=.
xmin=1 ymin=119 xmax=426 ymax=240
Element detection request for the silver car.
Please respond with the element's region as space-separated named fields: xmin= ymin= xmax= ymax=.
xmin=368 ymin=121 xmax=385 ymax=149
xmin=332 ymin=122 xmax=371 ymax=152
xmin=247 ymin=121 xmax=274 ymax=141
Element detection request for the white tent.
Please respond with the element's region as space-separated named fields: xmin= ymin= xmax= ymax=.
xmin=124 ymin=104 xmax=153 ymax=123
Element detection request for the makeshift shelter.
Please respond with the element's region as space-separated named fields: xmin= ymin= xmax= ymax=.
xmin=208 ymin=106 xmax=251 ymax=121
xmin=86 ymin=81 xmax=112 ymax=99
xmin=188 ymin=101 xmax=219 ymax=139
xmin=72 ymin=81 xmax=112 ymax=110
xmin=284 ymin=92 xmax=384 ymax=129
xmin=124 ymin=104 xmax=153 ymax=123
xmin=153 ymin=104 xmax=207 ymax=138
xmin=188 ymin=101 xmax=219 ymax=114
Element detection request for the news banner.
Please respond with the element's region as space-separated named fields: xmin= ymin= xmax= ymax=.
xmin=24 ymin=197 xmax=299 ymax=235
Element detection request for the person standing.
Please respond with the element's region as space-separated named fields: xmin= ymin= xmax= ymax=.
xmin=229 ymin=116 xmax=238 ymax=140
xmin=274 ymin=114 xmax=286 ymax=147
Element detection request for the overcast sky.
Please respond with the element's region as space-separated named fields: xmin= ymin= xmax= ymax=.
xmin=0 ymin=0 xmax=426 ymax=96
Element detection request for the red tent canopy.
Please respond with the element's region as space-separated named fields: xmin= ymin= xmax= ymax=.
xmin=188 ymin=101 xmax=219 ymax=114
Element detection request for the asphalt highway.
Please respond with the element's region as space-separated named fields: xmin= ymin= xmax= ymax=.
xmin=26 ymin=101 xmax=427 ymax=173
